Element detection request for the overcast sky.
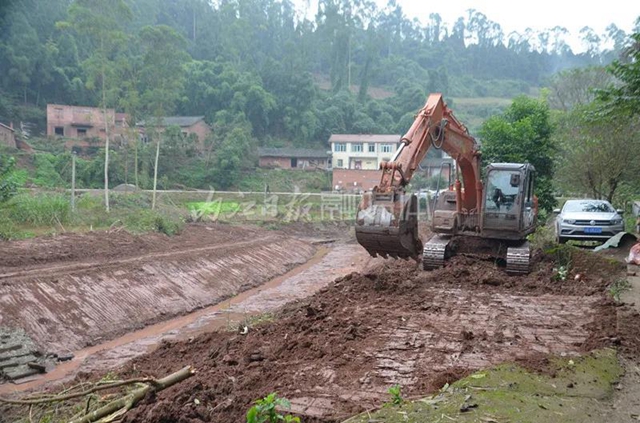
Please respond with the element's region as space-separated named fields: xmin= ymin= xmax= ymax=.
xmin=299 ymin=0 xmax=640 ymax=52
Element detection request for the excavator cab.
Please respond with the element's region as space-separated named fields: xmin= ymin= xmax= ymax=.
xmin=481 ymin=163 xmax=537 ymax=240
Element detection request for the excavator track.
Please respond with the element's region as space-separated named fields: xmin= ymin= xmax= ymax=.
xmin=506 ymin=241 xmax=531 ymax=275
xmin=422 ymin=235 xmax=451 ymax=270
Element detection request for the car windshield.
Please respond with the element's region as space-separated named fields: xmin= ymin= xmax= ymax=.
xmin=563 ymin=201 xmax=614 ymax=213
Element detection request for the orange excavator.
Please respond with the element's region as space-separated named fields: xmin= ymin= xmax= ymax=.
xmin=355 ymin=93 xmax=537 ymax=274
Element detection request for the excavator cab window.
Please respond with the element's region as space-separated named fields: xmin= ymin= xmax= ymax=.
xmin=485 ymin=170 xmax=519 ymax=211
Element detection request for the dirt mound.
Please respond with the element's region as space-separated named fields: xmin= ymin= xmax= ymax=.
xmin=117 ymin=251 xmax=626 ymax=423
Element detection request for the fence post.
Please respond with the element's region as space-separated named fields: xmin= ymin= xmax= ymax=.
xmin=71 ymin=151 xmax=76 ymax=212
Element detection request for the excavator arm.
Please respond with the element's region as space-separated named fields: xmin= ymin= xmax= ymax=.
xmin=355 ymin=93 xmax=483 ymax=259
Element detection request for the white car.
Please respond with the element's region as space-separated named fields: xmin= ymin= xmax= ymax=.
xmin=554 ymin=199 xmax=625 ymax=243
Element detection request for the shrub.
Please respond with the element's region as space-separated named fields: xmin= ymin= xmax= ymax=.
xmin=8 ymin=193 xmax=70 ymax=226
xmin=123 ymin=209 xmax=183 ymax=236
xmin=0 ymin=214 xmax=19 ymax=240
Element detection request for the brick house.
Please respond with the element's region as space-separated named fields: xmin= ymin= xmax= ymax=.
xmin=258 ymin=148 xmax=331 ymax=170
xmin=47 ymin=104 xmax=127 ymax=141
xmin=137 ymin=116 xmax=211 ymax=147
xmin=0 ymin=123 xmax=16 ymax=148
xmin=332 ymin=168 xmax=380 ymax=193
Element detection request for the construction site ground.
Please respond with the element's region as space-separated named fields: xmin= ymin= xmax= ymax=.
xmin=1 ymin=222 xmax=640 ymax=422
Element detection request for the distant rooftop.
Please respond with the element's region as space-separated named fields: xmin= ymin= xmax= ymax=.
xmin=328 ymin=134 xmax=401 ymax=144
xmin=137 ymin=116 xmax=205 ymax=127
xmin=258 ymin=147 xmax=330 ymax=159
xmin=0 ymin=122 xmax=14 ymax=132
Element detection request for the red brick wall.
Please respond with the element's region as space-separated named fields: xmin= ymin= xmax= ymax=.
xmin=259 ymin=157 xmax=293 ymax=168
xmin=0 ymin=125 xmax=16 ymax=148
xmin=187 ymin=120 xmax=212 ymax=145
xmin=259 ymin=157 xmax=329 ymax=170
xmin=47 ymin=104 xmax=121 ymax=140
xmin=332 ymin=169 xmax=381 ymax=192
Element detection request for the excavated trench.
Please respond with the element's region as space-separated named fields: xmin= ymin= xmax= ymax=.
xmin=0 ymin=224 xmax=367 ymax=390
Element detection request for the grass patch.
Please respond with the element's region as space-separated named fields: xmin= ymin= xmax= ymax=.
xmin=345 ymin=349 xmax=621 ymax=423
xmin=0 ymin=192 xmax=185 ymax=239
xmin=187 ymin=201 xmax=241 ymax=216
xmin=7 ymin=192 xmax=70 ymax=226
xmin=237 ymin=169 xmax=331 ymax=193
xmin=608 ymin=278 xmax=631 ymax=303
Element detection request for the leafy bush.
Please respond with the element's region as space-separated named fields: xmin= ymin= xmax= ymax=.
xmin=527 ymin=224 xmax=556 ymax=251
xmin=246 ymin=393 xmax=300 ymax=423
xmin=32 ymin=153 xmax=67 ymax=188
xmin=0 ymin=156 xmax=18 ymax=203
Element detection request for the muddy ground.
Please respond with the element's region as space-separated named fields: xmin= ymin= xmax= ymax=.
xmin=108 ymin=248 xmax=634 ymax=423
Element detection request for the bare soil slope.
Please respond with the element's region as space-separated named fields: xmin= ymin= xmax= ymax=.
xmin=0 ymin=224 xmax=316 ymax=354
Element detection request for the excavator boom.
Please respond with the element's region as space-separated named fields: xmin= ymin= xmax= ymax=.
xmin=355 ymin=94 xmax=482 ymax=260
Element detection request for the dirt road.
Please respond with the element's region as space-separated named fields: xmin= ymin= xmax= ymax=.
xmin=112 ymin=250 xmax=631 ymax=422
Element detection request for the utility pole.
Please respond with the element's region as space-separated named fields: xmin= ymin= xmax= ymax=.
xmin=71 ymin=151 xmax=77 ymax=212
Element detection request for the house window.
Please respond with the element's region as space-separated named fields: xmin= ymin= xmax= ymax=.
xmin=55 ymin=108 xmax=63 ymax=119
xmin=54 ymin=127 xmax=64 ymax=136
xmin=368 ymin=144 xmax=376 ymax=153
xmin=334 ymin=143 xmax=346 ymax=152
xmin=337 ymin=159 xmax=344 ymax=167
xmin=381 ymin=144 xmax=393 ymax=153
xmin=351 ymin=143 xmax=363 ymax=152
xmin=77 ymin=128 xmax=87 ymax=137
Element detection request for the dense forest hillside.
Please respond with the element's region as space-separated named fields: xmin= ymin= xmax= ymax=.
xmin=0 ymin=0 xmax=634 ymax=143
xmin=0 ymin=0 xmax=638 ymax=193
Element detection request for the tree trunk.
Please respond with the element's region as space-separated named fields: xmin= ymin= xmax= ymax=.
xmin=101 ymin=37 xmax=110 ymax=212
xmin=134 ymin=133 xmax=139 ymax=188
xmin=606 ymin=179 xmax=619 ymax=203
xmin=152 ymin=127 xmax=161 ymax=210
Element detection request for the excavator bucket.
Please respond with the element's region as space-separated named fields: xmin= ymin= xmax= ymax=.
xmin=355 ymin=192 xmax=422 ymax=260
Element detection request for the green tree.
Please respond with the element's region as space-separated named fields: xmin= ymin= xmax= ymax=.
xmin=555 ymin=106 xmax=640 ymax=202
xmin=210 ymin=125 xmax=253 ymax=190
xmin=59 ymin=0 xmax=132 ymax=212
xmin=597 ymin=31 xmax=640 ymax=117
xmin=0 ymin=156 xmax=18 ymax=204
xmin=138 ymin=25 xmax=191 ymax=208
xmin=479 ymin=96 xmax=556 ymax=212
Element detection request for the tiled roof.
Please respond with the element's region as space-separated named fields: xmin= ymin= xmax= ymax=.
xmin=258 ymin=147 xmax=330 ymax=158
xmin=328 ymin=134 xmax=400 ymax=144
xmin=137 ymin=116 xmax=205 ymax=127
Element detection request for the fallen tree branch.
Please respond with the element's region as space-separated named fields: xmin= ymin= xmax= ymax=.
xmin=0 ymin=377 xmax=159 ymax=405
xmin=69 ymin=366 xmax=195 ymax=423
